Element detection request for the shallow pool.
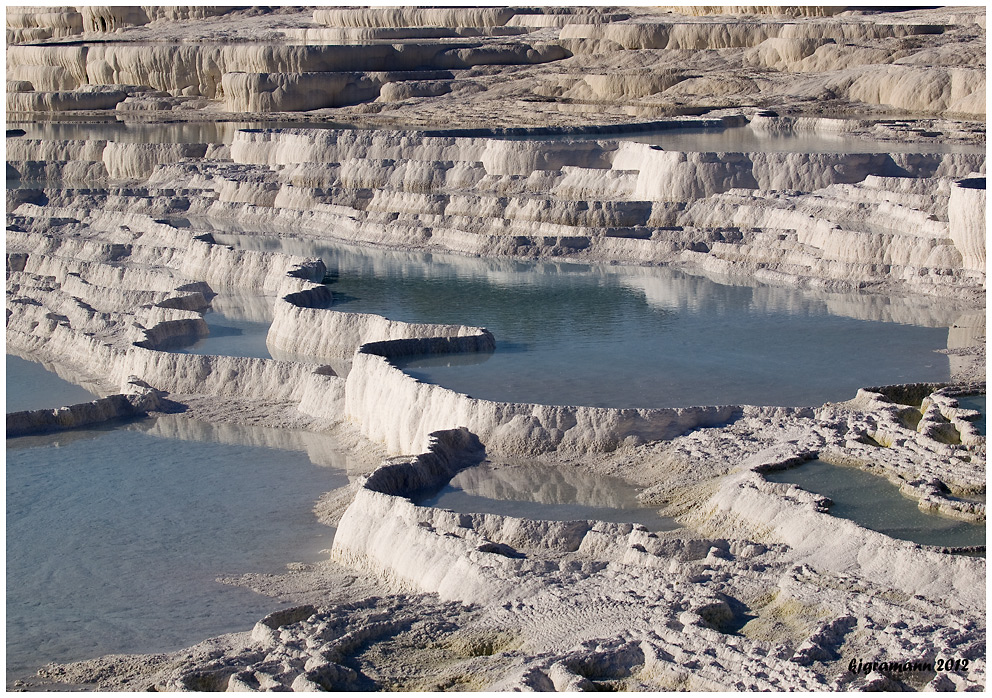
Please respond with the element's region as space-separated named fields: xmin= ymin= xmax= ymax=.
xmin=213 ymin=234 xmax=955 ymax=409
xmin=416 ymin=462 xmax=678 ymax=531
xmin=6 ymin=416 xmax=351 ymax=681
xmin=173 ymin=308 xmax=273 ymax=359
xmin=955 ymin=394 xmax=986 ymax=436
xmin=6 ymin=354 xmax=101 ymax=413
xmin=764 ymin=459 xmax=985 ymax=549
xmin=171 ymin=293 xmax=277 ymax=359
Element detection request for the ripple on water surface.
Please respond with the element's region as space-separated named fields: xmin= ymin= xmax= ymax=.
xmin=5 ymin=416 xmax=350 ymax=680
xmin=764 ymin=459 xmax=985 ymax=549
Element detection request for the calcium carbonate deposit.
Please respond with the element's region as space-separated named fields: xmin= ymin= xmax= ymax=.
xmin=6 ymin=5 xmax=986 ymax=692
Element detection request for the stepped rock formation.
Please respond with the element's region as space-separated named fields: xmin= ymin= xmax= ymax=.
xmin=5 ymin=5 xmax=986 ymax=121
xmin=5 ymin=5 xmax=986 ymax=693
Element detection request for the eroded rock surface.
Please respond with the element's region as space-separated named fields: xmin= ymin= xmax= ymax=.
xmin=6 ymin=6 xmax=986 ymax=122
xmin=6 ymin=4 xmax=985 ymax=693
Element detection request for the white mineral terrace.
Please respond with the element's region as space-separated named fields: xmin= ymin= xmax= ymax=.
xmin=5 ymin=5 xmax=987 ymax=693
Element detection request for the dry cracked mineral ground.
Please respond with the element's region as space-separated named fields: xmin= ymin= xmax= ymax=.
xmin=4 ymin=4 xmax=987 ymax=693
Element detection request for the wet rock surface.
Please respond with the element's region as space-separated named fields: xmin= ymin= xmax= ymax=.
xmin=6 ymin=4 xmax=985 ymax=692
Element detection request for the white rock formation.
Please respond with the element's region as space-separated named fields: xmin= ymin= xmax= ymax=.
xmin=6 ymin=384 xmax=162 ymax=437
xmin=5 ymin=5 xmax=985 ymax=693
xmin=5 ymin=6 xmax=986 ymax=121
xmin=948 ymin=177 xmax=987 ymax=273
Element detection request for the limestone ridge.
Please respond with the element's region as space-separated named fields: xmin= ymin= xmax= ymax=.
xmin=5 ymin=5 xmax=986 ymax=692
xmin=8 ymin=124 xmax=985 ymax=300
xmin=5 ymin=6 xmax=986 ymax=122
xmin=6 ymin=382 xmax=162 ymax=437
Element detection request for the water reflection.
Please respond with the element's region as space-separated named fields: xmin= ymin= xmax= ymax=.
xmin=955 ymin=395 xmax=986 ymax=436
xmin=6 ymin=415 xmax=352 ymax=680
xmin=6 ymin=353 xmax=104 ymax=413
xmin=764 ymin=459 xmax=985 ymax=549
xmin=170 ymin=292 xmax=276 ymax=359
xmin=416 ymin=461 xmax=678 ymax=531
xmin=209 ymin=232 xmax=960 ymax=408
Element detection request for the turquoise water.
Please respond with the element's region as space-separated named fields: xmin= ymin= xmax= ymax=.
xmin=764 ymin=459 xmax=985 ymax=548
xmin=213 ymin=235 xmax=953 ymax=409
xmin=955 ymin=394 xmax=986 ymax=435
xmin=6 ymin=417 xmax=350 ymax=680
xmin=416 ymin=462 xmax=678 ymax=532
xmin=6 ymin=354 xmax=101 ymax=413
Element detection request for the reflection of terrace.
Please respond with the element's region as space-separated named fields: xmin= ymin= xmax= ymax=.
xmin=417 ymin=461 xmax=680 ymax=532
xmin=6 ymin=353 xmax=103 ymax=413
xmin=209 ymin=292 xmax=272 ymax=321
xmin=215 ymin=230 xmax=976 ymax=338
xmin=143 ymin=413 xmax=365 ymax=472
xmin=452 ymin=461 xmax=637 ymax=508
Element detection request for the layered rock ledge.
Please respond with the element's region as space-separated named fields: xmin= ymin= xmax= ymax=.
xmin=5 ymin=4 xmax=986 ymax=693
xmin=5 ymin=6 xmax=986 ymax=123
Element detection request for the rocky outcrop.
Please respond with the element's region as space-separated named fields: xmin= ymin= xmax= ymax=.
xmin=4 ymin=7 xmax=985 ymax=121
xmin=6 ymin=383 xmax=162 ymax=437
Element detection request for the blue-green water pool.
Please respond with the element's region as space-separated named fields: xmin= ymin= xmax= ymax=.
xmin=764 ymin=459 xmax=985 ymax=549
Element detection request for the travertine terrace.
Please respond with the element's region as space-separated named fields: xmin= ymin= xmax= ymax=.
xmin=6 ymin=5 xmax=986 ymax=692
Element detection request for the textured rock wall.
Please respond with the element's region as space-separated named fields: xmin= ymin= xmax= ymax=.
xmin=697 ymin=469 xmax=986 ymax=611
xmin=343 ymin=347 xmax=743 ymax=456
xmin=312 ymin=7 xmax=517 ymax=29
xmin=6 ymin=389 xmax=161 ymax=437
xmin=947 ymin=178 xmax=987 ymax=273
xmin=267 ymin=301 xmax=493 ymax=361
xmin=7 ymin=40 xmax=565 ymax=109
xmin=5 ymin=6 xmax=985 ymax=120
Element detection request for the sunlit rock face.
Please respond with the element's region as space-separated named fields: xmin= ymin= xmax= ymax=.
xmin=5 ymin=5 xmax=986 ymax=694
xmin=5 ymin=6 xmax=986 ymax=122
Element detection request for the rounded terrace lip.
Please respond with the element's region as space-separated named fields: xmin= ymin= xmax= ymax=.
xmin=5 ymin=3 xmax=986 ymax=693
xmin=6 ymin=120 xmax=985 ymax=693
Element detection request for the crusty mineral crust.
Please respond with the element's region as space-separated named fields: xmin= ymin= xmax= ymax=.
xmin=6 ymin=4 xmax=985 ymax=693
